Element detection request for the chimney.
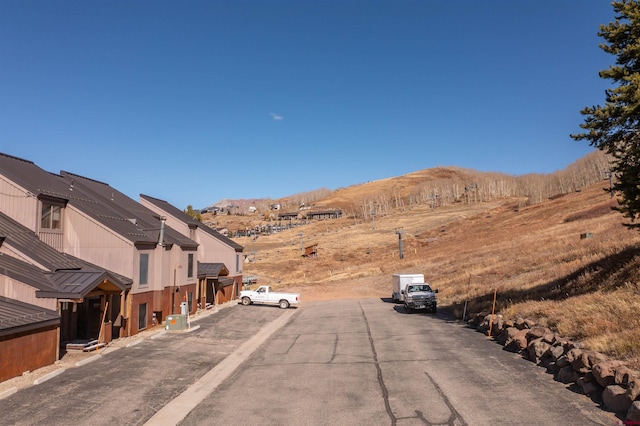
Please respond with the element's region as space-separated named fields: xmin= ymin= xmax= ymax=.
xmin=159 ymin=216 xmax=166 ymax=247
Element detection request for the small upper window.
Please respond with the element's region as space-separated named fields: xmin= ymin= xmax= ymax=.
xmin=41 ymin=203 xmax=62 ymax=230
xmin=187 ymin=253 xmax=194 ymax=278
xmin=139 ymin=253 xmax=149 ymax=285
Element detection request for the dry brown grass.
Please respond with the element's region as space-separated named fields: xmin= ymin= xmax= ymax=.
xmin=206 ymin=174 xmax=640 ymax=368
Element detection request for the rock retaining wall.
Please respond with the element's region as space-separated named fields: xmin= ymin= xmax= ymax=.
xmin=468 ymin=312 xmax=640 ymax=423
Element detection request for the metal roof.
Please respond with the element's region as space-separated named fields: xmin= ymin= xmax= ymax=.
xmin=0 ymin=253 xmax=58 ymax=292
xmin=0 ymin=212 xmax=132 ymax=296
xmin=0 ymin=295 xmax=59 ymax=337
xmin=0 ymin=153 xmax=156 ymax=245
xmin=40 ymin=269 xmax=129 ymax=298
xmin=197 ymin=262 xmax=228 ymax=278
xmin=0 ymin=254 xmax=131 ymax=299
xmin=141 ymin=194 xmax=244 ymax=252
xmin=61 ymin=172 xmax=198 ymax=250
xmin=0 ymin=153 xmax=79 ymax=202
xmin=0 ymin=212 xmax=85 ymax=271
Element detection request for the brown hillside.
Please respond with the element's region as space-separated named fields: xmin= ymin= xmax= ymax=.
xmin=206 ymin=171 xmax=640 ymax=368
xmin=314 ymin=167 xmax=475 ymax=210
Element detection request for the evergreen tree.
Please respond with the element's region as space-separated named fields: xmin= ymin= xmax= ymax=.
xmin=572 ymin=0 xmax=640 ymax=227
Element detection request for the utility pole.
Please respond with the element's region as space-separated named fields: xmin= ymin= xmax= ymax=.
xmin=395 ymin=228 xmax=405 ymax=259
xmin=298 ymin=231 xmax=303 ymax=252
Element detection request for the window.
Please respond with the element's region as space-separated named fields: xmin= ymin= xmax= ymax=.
xmin=41 ymin=202 xmax=62 ymax=230
xmin=187 ymin=253 xmax=194 ymax=278
xmin=138 ymin=303 xmax=147 ymax=331
xmin=139 ymin=253 xmax=149 ymax=285
xmin=236 ymin=254 xmax=240 ymax=273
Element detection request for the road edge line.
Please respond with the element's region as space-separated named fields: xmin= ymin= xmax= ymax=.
xmin=144 ymin=309 xmax=296 ymax=426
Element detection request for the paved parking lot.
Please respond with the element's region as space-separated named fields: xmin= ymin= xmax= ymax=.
xmin=0 ymin=303 xmax=290 ymax=426
xmin=0 ymin=299 xmax=618 ymax=426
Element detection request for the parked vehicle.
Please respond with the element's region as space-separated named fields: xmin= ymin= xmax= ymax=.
xmin=403 ymin=283 xmax=438 ymax=313
xmin=239 ymin=285 xmax=300 ymax=309
xmin=391 ymin=273 xmax=425 ymax=302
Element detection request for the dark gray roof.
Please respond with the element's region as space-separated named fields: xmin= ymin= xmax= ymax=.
xmin=0 ymin=254 xmax=130 ymax=299
xmin=141 ymin=194 xmax=244 ymax=252
xmin=40 ymin=269 xmax=129 ymax=298
xmin=0 ymin=153 xmax=156 ymax=246
xmin=0 ymin=253 xmax=59 ymax=292
xmin=0 ymin=153 xmax=198 ymax=250
xmin=218 ymin=277 xmax=235 ymax=287
xmin=197 ymin=262 xmax=228 ymax=279
xmin=0 ymin=153 xmax=78 ymax=202
xmin=0 ymin=211 xmax=132 ymax=297
xmin=61 ymin=172 xmax=198 ymax=250
xmin=0 ymin=211 xmax=85 ymax=271
xmin=0 ymin=295 xmax=59 ymax=337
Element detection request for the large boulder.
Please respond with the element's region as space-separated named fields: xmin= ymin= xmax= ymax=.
xmin=477 ymin=314 xmax=501 ymax=334
xmin=576 ymin=376 xmax=602 ymax=396
xmin=495 ymin=328 xmax=508 ymax=346
xmin=565 ymin=348 xmax=583 ymax=364
xmin=628 ymin=401 xmax=640 ymax=422
xmin=571 ymin=351 xmax=606 ymax=374
xmin=542 ymin=332 xmax=558 ymax=345
xmin=593 ymin=360 xmax=626 ymax=388
xmin=587 ymin=351 xmax=608 ymax=368
xmin=504 ymin=329 xmax=529 ymax=353
xmin=571 ymin=351 xmax=592 ymax=374
xmin=555 ymin=355 xmax=570 ymax=369
xmin=526 ymin=326 xmax=551 ymax=341
xmin=627 ymin=376 xmax=640 ymax=401
xmin=557 ymin=365 xmax=578 ymax=384
xmin=615 ymin=366 xmax=638 ymax=387
xmin=491 ymin=316 xmax=504 ymax=337
xmin=500 ymin=327 xmax=519 ymax=346
xmin=539 ymin=356 xmax=559 ymax=373
xmin=546 ymin=344 xmax=565 ymax=361
xmin=602 ymin=385 xmax=633 ymax=414
xmin=527 ymin=338 xmax=551 ymax=364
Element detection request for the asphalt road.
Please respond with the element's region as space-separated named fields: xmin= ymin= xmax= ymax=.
xmin=0 ymin=304 xmax=285 ymax=426
xmin=181 ymin=299 xmax=616 ymax=426
xmin=0 ymin=299 xmax=618 ymax=426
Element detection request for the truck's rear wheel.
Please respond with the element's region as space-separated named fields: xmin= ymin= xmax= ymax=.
xmin=241 ymin=297 xmax=251 ymax=306
xmin=279 ymin=299 xmax=290 ymax=309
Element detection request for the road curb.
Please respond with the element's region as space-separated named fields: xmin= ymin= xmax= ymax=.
xmin=0 ymin=387 xmax=17 ymax=400
xmin=33 ymin=368 xmax=65 ymax=385
xmin=75 ymin=355 xmax=101 ymax=367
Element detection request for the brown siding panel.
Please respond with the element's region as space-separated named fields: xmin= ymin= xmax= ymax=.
xmin=0 ymin=326 xmax=58 ymax=382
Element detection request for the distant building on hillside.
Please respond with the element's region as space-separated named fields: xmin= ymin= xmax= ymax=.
xmin=306 ymin=210 xmax=342 ymax=220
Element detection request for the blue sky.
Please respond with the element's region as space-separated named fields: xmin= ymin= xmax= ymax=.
xmin=1 ymin=1 xmax=614 ymax=209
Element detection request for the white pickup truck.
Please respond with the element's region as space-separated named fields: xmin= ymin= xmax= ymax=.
xmin=239 ymin=285 xmax=300 ymax=309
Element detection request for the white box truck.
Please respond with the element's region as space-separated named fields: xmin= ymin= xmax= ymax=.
xmin=391 ymin=273 xmax=425 ymax=302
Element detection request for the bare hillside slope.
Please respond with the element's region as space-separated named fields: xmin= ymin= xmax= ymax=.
xmin=224 ymin=179 xmax=640 ymax=367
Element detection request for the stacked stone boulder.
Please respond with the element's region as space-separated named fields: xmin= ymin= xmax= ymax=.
xmin=468 ymin=313 xmax=640 ymax=422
